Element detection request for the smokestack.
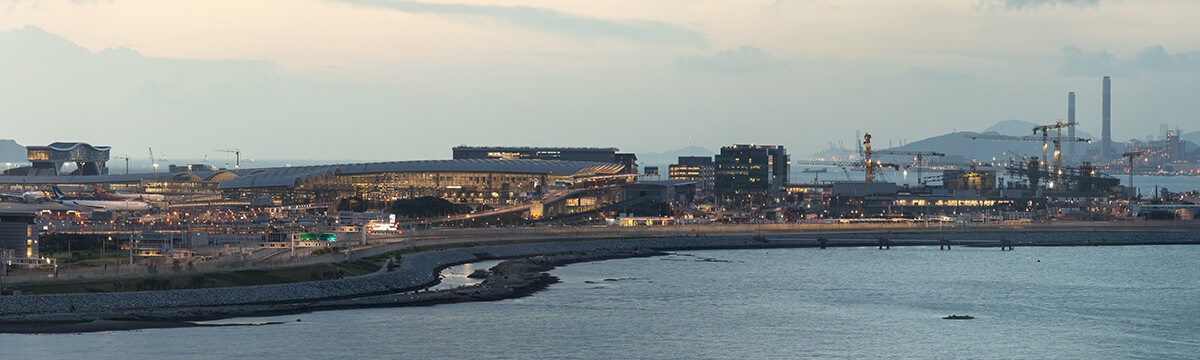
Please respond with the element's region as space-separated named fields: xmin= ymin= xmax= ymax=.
xmin=1102 ymin=76 xmax=1112 ymax=160
xmin=1067 ymin=91 xmax=1076 ymax=159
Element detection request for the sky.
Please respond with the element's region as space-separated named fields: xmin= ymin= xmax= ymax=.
xmin=2 ymin=0 xmax=1199 ymax=165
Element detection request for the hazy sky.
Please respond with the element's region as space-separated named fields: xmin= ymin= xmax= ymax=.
xmin=2 ymin=0 xmax=1198 ymax=164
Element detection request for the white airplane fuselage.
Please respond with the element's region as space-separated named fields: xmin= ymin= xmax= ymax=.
xmin=59 ymin=199 xmax=153 ymax=211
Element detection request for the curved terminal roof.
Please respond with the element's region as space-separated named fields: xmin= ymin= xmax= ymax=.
xmin=0 ymin=159 xmax=627 ymax=189
xmin=27 ymin=142 xmax=113 ymax=152
xmin=0 ymin=169 xmax=241 ymax=185
xmin=216 ymin=159 xmax=627 ymax=189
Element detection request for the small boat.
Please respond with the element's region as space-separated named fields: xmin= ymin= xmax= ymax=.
xmin=942 ymin=315 xmax=974 ymax=320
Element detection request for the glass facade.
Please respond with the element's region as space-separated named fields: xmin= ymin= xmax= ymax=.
xmin=714 ymin=145 xmax=789 ymax=207
xmin=323 ymin=171 xmax=553 ymax=205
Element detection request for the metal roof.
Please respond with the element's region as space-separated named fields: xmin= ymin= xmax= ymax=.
xmin=27 ymin=142 xmax=112 ymax=152
xmin=0 ymin=159 xmax=627 ymax=190
xmin=0 ymin=170 xmax=221 ymax=185
xmin=216 ymin=159 xmax=627 ymax=189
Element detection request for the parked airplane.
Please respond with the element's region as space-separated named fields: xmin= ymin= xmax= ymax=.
xmin=52 ymin=186 xmax=153 ymax=211
xmin=0 ymin=190 xmax=51 ymax=203
xmin=91 ymin=184 xmax=166 ymax=202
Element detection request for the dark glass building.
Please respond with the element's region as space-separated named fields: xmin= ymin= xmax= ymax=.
xmin=714 ymin=145 xmax=788 ymax=207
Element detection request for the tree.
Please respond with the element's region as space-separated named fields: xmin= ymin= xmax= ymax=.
xmin=391 ymin=196 xmax=466 ymax=218
xmin=337 ymin=196 xmax=367 ymax=212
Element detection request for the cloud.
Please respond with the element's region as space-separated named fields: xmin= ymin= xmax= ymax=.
xmin=976 ymin=0 xmax=1101 ymax=10
xmin=907 ymin=66 xmax=975 ymax=82
xmin=674 ymin=46 xmax=778 ymax=74
xmin=327 ymin=0 xmax=706 ymax=47
xmin=1059 ymin=45 xmax=1200 ymax=77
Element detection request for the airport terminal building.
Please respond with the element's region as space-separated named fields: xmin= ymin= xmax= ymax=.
xmin=218 ymin=159 xmax=630 ymax=206
xmin=2 ymin=156 xmax=632 ymax=208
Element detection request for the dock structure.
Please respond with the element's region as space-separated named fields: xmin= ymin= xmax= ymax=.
xmin=1000 ymin=239 xmax=1015 ymax=251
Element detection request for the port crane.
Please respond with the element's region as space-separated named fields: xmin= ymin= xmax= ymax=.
xmin=148 ymin=147 xmax=158 ymax=176
xmin=215 ymin=149 xmax=241 ymax=169
xmin=968 ymin=121 xmax=1089 ymax=189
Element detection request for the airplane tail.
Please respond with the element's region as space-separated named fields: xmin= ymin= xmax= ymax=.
xmin=51 ymin=186 xmax=69 ymax=200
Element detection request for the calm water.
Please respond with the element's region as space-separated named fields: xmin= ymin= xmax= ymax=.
xmin=6 ymin=245 xmax=1200 ymax=359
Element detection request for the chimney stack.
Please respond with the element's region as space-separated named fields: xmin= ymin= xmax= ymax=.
xmin=1101 ymin=76 xmax=1112 ymax=160
xmin=1067 ymin=91 xmax=1076 ymax=159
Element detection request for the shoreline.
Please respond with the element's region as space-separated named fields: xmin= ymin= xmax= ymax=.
xmin=2 ymin=230 xmax=1198 ymax=334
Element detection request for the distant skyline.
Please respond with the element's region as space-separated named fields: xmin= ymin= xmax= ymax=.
xmin=2 ymin=0 xmax=1198 ymax=163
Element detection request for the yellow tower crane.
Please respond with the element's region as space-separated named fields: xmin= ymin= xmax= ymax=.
xmin=968 ymin=128 xmax=1090 ymax=189
xmin=1121 ymin=151 xmax=1146 ymax=200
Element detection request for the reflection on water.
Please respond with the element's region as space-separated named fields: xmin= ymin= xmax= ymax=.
xmin=425 ymin=260 xmax=502 ymax=291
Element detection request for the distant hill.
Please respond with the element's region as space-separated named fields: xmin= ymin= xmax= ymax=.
xmin=812 ymin=119 xmax=1105 ymax=164
xmin=636 ymin=145 xmax=714 ymax=169
xmin=0 ymin=139 xmax=25 ymax=163
xmin=982 ymin=119 xmax=1097 ymax=139
xmin=878 ymin=130 xmax=1102 ymax=164
xmin=982 ymin=119 xmax=1037 ymax=136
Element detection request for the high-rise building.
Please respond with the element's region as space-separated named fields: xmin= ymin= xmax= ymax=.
xmin=1102 ymin=76 xmax=1112 ymax=160
xmin=668 ymin=156 xmax=714 ymax=201
xmin=713 ymin=145 xmax=789 ymax=207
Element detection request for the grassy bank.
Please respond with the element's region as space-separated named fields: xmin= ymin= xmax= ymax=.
xmin=11 ymin=256 xmax=392 ymax=295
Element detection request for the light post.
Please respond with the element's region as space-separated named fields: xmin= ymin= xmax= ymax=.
xmin=1 ymin=246 xmax=6 ymax=296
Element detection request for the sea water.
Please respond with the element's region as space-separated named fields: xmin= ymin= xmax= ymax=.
xmin=6 ymin=245 xmax=1199 ymax=359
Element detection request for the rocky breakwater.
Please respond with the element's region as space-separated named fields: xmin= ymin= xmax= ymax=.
xmin=326 ymin=247 xmax=666 ymax=309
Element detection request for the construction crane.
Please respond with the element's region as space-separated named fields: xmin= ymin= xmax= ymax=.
xmin=801 ymin=168 xmax=828 ymax=183
xmin=794 ymin=133 xmax=906 ymax=183
xmin=863 ymin=133 xmax=874 ymax=182
xmin=968 ymin=131 xmax=1090 ymax=189
xmin=215 ymin=149 xmax=241 ymax=169
xmin=871 ymin=149 xmax=945 ymax=187
xmin=1033 ymin=120 xmax=1077 ymax=180
xmin=792 ymin=159 xmax=902 ymax=183
xmin=1122 ymin=151 xmax=1146 ymax=199
xmin=113 ymin=154 xmax=130 ymax=175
